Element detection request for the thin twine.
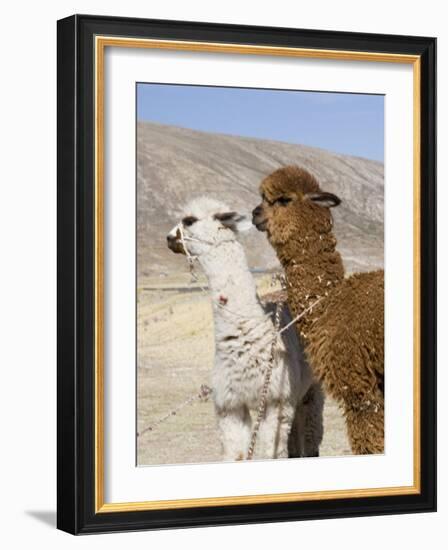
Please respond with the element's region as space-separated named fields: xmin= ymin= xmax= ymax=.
xmin=137 ymin=295 xmax=323 ymax=439
xmin=246 ymin=301 xmax=282 ymax=460
xmin=137 ymin=384 xmax=213 ymax=438
xmin=246 ymin=296 xmax=324 ymax=459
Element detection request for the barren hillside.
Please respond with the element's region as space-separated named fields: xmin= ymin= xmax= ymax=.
xmin=137 ymin=121 xmax=384 ymax=278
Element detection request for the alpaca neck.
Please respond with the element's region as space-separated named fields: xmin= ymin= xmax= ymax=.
xmin=277 ymin=234 xmax=345 ymax=338
xmin=197 ymin=241 xmax=264 ymax=324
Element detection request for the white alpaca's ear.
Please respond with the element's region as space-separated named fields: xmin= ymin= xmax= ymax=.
xmin=234 ymin=216 xmax=252 ymax=232
xmin=214 ymin=212 xmax=252 ymax=232
xmin=305 ymin=191 xmax=341 ymax=208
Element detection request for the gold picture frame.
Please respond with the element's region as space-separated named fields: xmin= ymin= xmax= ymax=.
xmin=58 ymin=14 xmax=436 ymax=534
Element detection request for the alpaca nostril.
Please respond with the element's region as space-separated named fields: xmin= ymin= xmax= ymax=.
xmin=252 ymin=205 xmax=262 ymax=217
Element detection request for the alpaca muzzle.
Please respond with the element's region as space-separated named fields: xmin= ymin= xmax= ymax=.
xmin=166 ymin=229 xmax=186 ymax=254
xmin=252 ymin=204 xmax=268 ymax=232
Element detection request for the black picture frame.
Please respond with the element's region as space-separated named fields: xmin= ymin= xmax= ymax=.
xmin=57 ymin=14 xmax=436 ymax=534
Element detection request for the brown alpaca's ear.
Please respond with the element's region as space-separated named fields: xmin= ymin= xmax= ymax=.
xmin=305 ymin=192 xmax=341 ymax=208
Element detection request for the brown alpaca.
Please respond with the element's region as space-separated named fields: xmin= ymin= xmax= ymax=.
xmin=252 ymin=165 xmax=384 ymax=454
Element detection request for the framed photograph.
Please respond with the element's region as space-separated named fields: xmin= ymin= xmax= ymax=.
xmin=57 ymin=14 xmax=436 ymax=534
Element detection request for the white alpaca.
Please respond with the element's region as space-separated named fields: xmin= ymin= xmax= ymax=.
xmin=167 ymin=197 xmax=322 ymax=461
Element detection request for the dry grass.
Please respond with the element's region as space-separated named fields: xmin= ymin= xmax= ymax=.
xmin=137 ymin=274 xmax=352 ymax=466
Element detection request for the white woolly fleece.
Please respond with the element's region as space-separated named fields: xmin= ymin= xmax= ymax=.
xmin=168 ymin=197 xmax=317 ymax=461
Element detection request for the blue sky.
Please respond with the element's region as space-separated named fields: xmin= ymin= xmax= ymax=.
xmin=137 ymin=84 xmax=384 ymax=162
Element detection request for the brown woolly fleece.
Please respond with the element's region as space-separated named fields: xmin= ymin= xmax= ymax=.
xmin=255 ymin=166 xmax=384 ymax=454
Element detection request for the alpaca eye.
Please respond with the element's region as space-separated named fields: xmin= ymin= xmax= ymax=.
xmin=276 ymin=197 xmax=291 ymax=206
xmin=182 ymin=216 xmax=198 ymax=227
xmin=262 ymin=194 xmax=273 ymax=206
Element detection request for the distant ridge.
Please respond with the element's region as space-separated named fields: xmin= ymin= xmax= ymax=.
xmin=137 ymin=122 xmax=384 ymax=278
